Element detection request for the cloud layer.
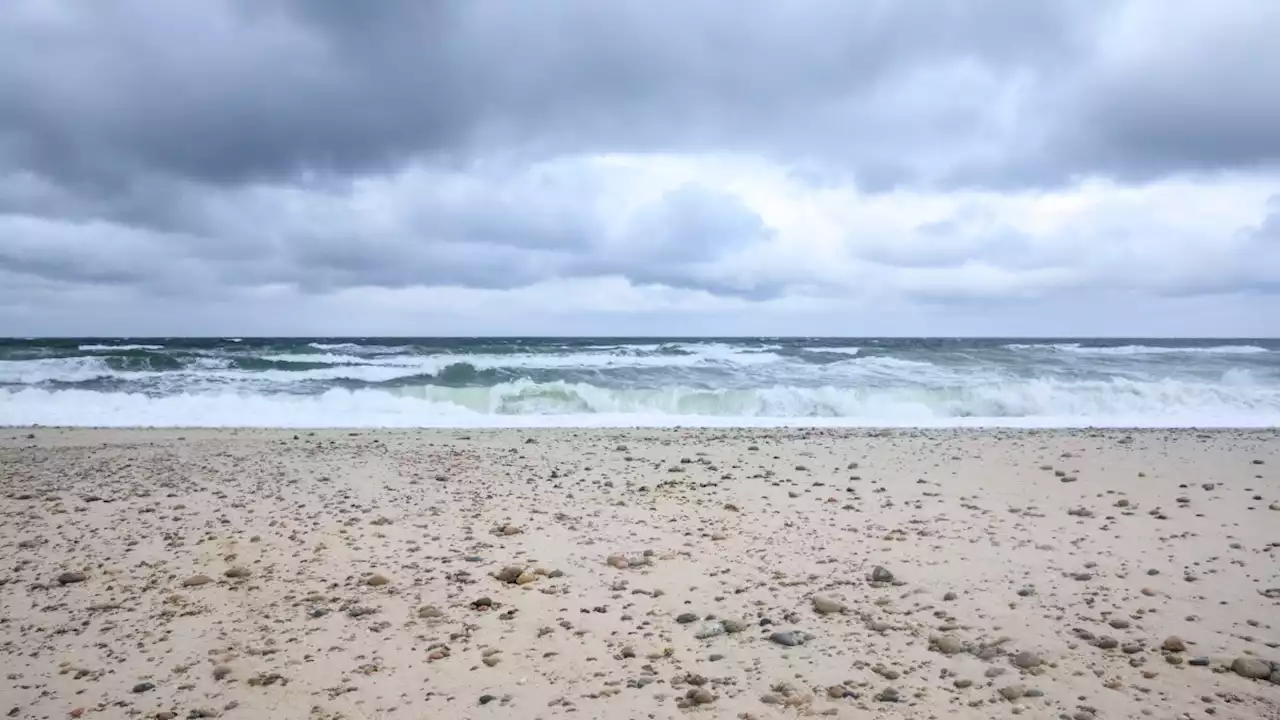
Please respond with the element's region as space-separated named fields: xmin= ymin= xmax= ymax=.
xmin=1 ymin=0 xmax=1278 ymax=336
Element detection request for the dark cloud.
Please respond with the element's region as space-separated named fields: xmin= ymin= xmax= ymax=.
xmin=0 ymin=0 xmax=1149 ymax=191
xmin=1 ymin=0 xmax=1280 ymax=333
xmin=4 ymin=0 xmax=1278 ymax=193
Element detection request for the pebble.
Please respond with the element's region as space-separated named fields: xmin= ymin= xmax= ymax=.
xmin=694 ymin=622 xmax=725 ymax=639
xmin=1094 ymin=636 xmax=1119 ymax=650
xmin=769 ymin=631 xmax=807 ymax=647
xmin=676 ymin=612 xmax=699 ymax=624
xmin=931 ymin=635 xmax=965 ymax=655
xmin=1162 ymin=636 xmax=1187 ymax=653
xmin=183 ymin=574 xmax=213 ymax=587
xmin=721 ymin=618 xmax=749 ymax=634
xmin=131 ymin=682 xmax=155 ymax=693
xmin=496 ymin=566 xmax=523 ymax=583
xmin=811 ymin=595 xmax=847 ymax=614
xmin=224 ymin=566 xmax=251 ymax=579
xmin=1230 ymin=656 xmax=1272 ymax=679
xmin=874 ymin=687 xmax=900 ymax=702
xmin=364 ymin=573 xmax=390 ymax=586
xmin=1012 ymin=651 xmax=1042 ymax=669
xmin=1109 ymin=617 xmax=1130 ymax=629
xmin=869 ymin=566 xmax=894 ymax=583
xmin=606 ymin=554 xmax=629 ymax=569
xmin=56 ymin=572 xmax=86 ymax=585
xmin=999 ymin=684 xmax=1026 ymax=701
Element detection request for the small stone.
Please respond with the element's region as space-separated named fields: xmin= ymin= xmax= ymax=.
xmin=931 ymin=635 xmax=965 ymax=655
xmin=224 ymin=566 xmax=251 ymax=579
xmin=417 ymin=605 xmax=444 ymax=619
xmin=676 ymin=612 xmax=699 ymax=624
xmin=694 ymin=622 xmax=725 ymax=639
xmin=874 ymin=687 xmax=900 ymax=703
xmin=691 ymin=688 xmax=714 ymax=705
xmin=212 ymin=665 xmax=232 ymax=681
xmin=606 ymin=554 xmax=629 ymax=569
xmin=56 ymin=571 xmax=87 ymax=585
xmin=478 ymin=694 xmax=496 ymax=705
xmin=811 ymin=595 xmax=847 ymax=615
xmin=1094 ymin=636 xmax=1119 ymax=650
xmin=1012 ymin=651 xmax=1042 ymax=669
xmin=496 ymin=566 xmax=523 ymax=583
xmin=1109 ymin=618 xmax=1130 ymax=629
xmin=721 ymin=618 xmax=749 ymax=634
xmin=710 ymin=532 xmax=727 ymax=541
xmin=482 ymin=655 xmax=501 ymax=667
xmin=131 ymin=682 xmax=155 ymax=693
xmin=1189 ymin=657 xmax=1210 ymax=666
xmin=769 ymin=631 xmax=807 ymax=647
xmin=999 ymin=684 xmax=1026 ymax=701
xmin=869 ymin=566 xmax=894 ymax=583
xmin=1162 ymin=636 xmax=1187 ymax=653
xmin=515 ymin=571 xmax=538 ymax=585
xmin=954 ymin=679 xmax=973 ymax=689
xmin=364 ymin=573 xmax=389 ymax=586
xmin=182 ymin=574 xmax=212 ymax=588
xmin=943 ymin=591 xmax=957 ymax=601
xmin=1231 ymin=656 xmax=1272 ymax=679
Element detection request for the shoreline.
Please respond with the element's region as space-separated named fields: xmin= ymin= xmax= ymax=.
xmin=3 ymin=427 xmax=1278 ymax=719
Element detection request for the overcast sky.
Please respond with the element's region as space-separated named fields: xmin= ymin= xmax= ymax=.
xmin=2 ymin=0 xmax=1279 ymax=337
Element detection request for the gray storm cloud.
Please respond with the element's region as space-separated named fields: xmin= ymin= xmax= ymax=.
xmin=0 ymin=0 xmax=1278 ymax=335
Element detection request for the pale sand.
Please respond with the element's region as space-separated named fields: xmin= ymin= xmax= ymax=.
xmin=2 ymin=428 xmax=1278 ymax=720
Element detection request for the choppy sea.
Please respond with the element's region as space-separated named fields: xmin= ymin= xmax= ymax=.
xmin=1 ymin=337 xmax=1277 ymax=428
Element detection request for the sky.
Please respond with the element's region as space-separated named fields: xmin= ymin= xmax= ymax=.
xmin=1 ymin=0 xmax=1279 ymax=337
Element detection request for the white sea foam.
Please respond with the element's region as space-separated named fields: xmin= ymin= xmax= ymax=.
xmin=1006 ymin=343 xmax=1269 ymax=355
xmin=78 ymin=344 xmax=165 ymax=351
xmin=4 ymin=374 xmax=1278 ymax=428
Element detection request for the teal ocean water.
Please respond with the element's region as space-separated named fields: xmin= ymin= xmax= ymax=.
xmin=1 ymin=337 xmax=1277 ymax=427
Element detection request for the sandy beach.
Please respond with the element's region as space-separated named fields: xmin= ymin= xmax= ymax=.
xmin=2 ymin=427 xmax=1278 ymax=720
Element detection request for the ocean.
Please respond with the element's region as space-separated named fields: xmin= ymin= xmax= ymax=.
xmin=0 ymin=337 xmax=1277 ymax=428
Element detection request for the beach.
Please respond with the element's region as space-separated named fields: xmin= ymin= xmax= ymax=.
xmin=2 ymin=427 xmax=1278 ymax=720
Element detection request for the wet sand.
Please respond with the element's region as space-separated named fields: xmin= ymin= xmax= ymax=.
xmin=2 ymin=427 xmax=1278 ymax=720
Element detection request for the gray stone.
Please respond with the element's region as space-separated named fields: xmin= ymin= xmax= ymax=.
xmin=676 ymin=612 xmax=699 ymax=624
xmin=999 ymin=684 xmax=1026 ymax=701
xmin=694 ymin=622 xmax=725 ymax=639
xmin=1231 ymin=656 xmax=1272 ymax=680
xmin=1012 ymin=651 xmax=1042 ymax=669
xmin=811 ymin=595 xmax=847 ymax=614
xmin=874 ymin=687 xmax=900 ymax=702
xmin=769 ymin=631 xmax=807 ymax=647
xmin=721 ymin=618 xmax=749 ymax=634
xmin=870 ymin=566 xmax=894 ymax=583
xmin=1161 ymin=636 xmax=1187 ymax=653
xmin=931 ymin=635 xmax=965 ymax=655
